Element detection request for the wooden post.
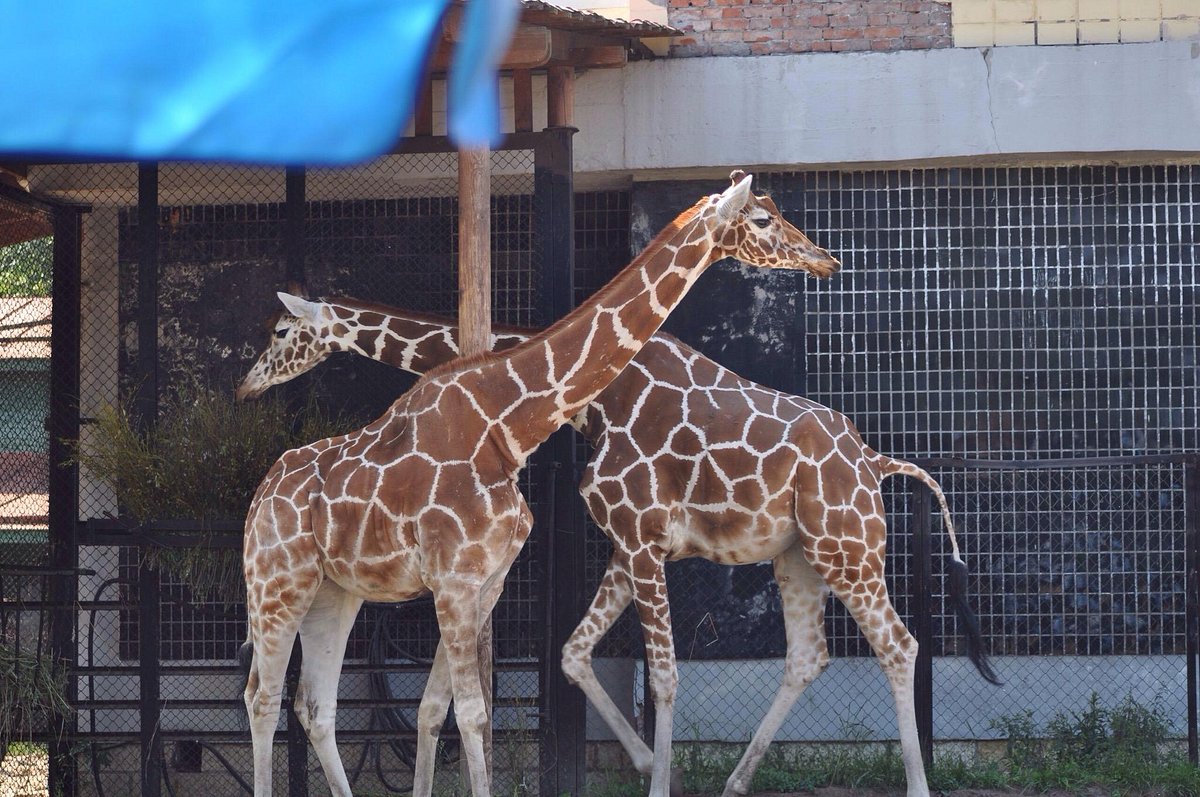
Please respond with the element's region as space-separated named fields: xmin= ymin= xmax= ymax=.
xmin=458 ymin=147 xmax=491 ymax=356
xmin=547 ymin=66 xmax=574 ymax=128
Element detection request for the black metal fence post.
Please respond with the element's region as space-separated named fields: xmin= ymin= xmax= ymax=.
xmin=535 ymin=125 xmax=587 ymax=797
xmin=138 ymin=536 xmax=163 ymax=797
xmin=1185 ymin=458 xmax=1199 ymax=765
xmin=135 ymin=163 xmax=159 ymax=425
xmin=135 ymin=162 xmax=164 ymax=797
xmin=909 ymin=482 xmax=934 ymax=771
xmin=283 ymin=164 xmax=311 ymax=797
xmin=48 ymin=204 xmax=84 ymax=797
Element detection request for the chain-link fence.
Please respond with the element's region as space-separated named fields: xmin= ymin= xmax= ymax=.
xmin=23 ymin=148 xmax=630 ymax=796
xmin=0 ymin=192 xmax=56 ymax=797
xmin=6 ymin=158 xmax=1199 ymax=794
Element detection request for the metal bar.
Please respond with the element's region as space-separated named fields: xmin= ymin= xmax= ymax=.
xmin=285 ymin=167 xmax=306 ymax=290
xmin=914 ymin=453 xmax=1199 ymax=470
xmin=534 ymin=125 xmax=585 ymax=797
xmin=139 ymin=540 xmax=163 ymax=797
xmin=135 ymin=163 xmax=158 ymax=426
xmin=77 ymin=696 xmax=539 ymax=710
xmin=48 ymin=203 xmax=83 ymax=797
xmin=910 ymin=482 xmax=934 ymax=770
xmin=394 ymin=131 xmax=548 ymax=155
xmin=1186 ymin=461 xmax=1200 ymax=765
xmin=72 ymin=660 xmax=542 ymax=677
xmin=286 ymin=645 xmax=309 ymax=797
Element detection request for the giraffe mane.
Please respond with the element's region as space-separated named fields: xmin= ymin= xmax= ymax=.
xmin=421 ymin=197 xmax=711 ymax=383
xmin=314 ymin=295 xmax=536 ymax=337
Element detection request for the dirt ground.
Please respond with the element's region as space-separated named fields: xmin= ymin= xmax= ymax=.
xmin=762 ymin=790 xmax=1139 ymax=797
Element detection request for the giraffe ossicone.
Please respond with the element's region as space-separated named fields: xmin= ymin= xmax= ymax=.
xmin=239 ymin=172 xmax=842 ymax=797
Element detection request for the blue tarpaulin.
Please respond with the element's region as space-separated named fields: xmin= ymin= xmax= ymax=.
xmin=0 ymin=0 xmax=520 ymax=164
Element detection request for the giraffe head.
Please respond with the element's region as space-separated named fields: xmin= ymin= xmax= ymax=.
xmin=710 ymin=171 xmax=840 ymax=278
xmin=234 ymin=292 xmax=334 ymax=401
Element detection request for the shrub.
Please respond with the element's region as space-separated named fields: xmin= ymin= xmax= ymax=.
xmin=72 ymin=388 xmax=353 ymax=600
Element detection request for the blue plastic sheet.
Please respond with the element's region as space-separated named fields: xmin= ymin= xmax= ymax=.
xmin=0 ymin=0 xmax=520 ymax=164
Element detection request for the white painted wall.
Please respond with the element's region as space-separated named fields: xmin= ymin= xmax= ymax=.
xmin=573 ymin=40 xmax=1200 ymax=176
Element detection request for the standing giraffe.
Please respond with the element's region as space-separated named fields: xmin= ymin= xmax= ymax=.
xmin=238 ymin=238 xmax=997 ymax=797
xmin=239 ymin=172 xmax=840 ymax=797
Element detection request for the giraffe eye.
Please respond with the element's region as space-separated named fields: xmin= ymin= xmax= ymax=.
xmin=751 ymin=217 xmax=770 ymax=229
xmin=274 ymin=328 xmax=288 ymax=339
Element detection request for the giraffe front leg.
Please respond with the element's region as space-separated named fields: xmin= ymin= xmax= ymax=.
xmin=561 ymin=556 xmax=652 ymax=774
xmin=429 ymin=583 xmax=492 ymax=797
xmin=629 ymin=546 xmax=679 ymax=797
xmin=723 ymin=545 xmax=830 ymax=797
xmin=413 ymin=641 xmax=453 ymax=797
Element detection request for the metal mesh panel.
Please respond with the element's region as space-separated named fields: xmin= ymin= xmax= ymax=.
xmin=637 ymin=166 xmax=1199 ymax=747
xmin=0 ymin=194 xmax=55 ymax=796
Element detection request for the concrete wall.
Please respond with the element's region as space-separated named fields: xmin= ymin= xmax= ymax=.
xmin=625 ymin=655 xmax=1189 ymax=742
xmin=573 ymin=40 xmax=1200 ymax=178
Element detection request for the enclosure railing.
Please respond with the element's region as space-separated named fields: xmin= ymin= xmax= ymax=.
xmin=906 ymin=453 xmax=1200 ymax=768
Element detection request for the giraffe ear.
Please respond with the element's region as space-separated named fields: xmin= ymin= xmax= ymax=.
xmin=716 ymin=172 xmax=753 ymax=222
xmin=729 ymin=169 xmax=747 ymax=185
xmin=277 ymin=292 xmax=321 ymax=323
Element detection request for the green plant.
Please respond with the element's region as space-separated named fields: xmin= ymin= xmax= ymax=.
xmin=71 ymin=387 xmax=353 ymax=600
xmin=989 ymin=693 xmax=1200 ymax=796
xmin=988 ymin=708 xmax=1043 ymax=766
xmin=0 ymin=237 xmax=52 ymax=297
xmin=0 ymin=644 xmax=69 ymax=764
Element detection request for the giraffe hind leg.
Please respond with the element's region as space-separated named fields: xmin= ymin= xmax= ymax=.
xmin=244 ymin=613 xmax=304 ymax=797
xmin=803 ymin=514 xmax=929 ymax=797
xmin=722 ymin=545 xmax=830 ymax=797
xmin=294 ymin=580 xmax=363 ymax=797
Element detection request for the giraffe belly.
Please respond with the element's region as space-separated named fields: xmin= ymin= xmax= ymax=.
xmin=667 ymin=511 xmax=799 ymax=565
xmin=321 ymin=550 xmax=428 ymax=603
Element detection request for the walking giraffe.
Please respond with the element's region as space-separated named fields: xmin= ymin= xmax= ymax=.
xmin=239 ymin=173 xmax=840 ymax=797
xmin=238 ymin=188 xmax=998 ymax=797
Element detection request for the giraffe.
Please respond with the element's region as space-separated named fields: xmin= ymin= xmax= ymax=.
xmin=237 ymin=235 xmax=998 ymax=797
xmin=238 ymin=172 xmax=840 ymax=797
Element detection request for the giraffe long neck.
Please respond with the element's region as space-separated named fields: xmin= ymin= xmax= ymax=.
xmin=324 ymin=302 xmax=531 ymax=372
xmin=467 ymin=199 xmax=720 ymax=462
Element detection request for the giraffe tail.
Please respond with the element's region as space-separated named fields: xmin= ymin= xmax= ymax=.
xmin=875 ymin=455 xmax=1003 ymax=686
xmin=237 ymin=628 xmax=255 ymax=696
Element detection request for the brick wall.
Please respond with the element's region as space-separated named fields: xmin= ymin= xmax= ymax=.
xmin=668 ymin=0 xmax=953 ymax=56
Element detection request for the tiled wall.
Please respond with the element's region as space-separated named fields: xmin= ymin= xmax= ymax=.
xmin=953 ymin=0 xmax=1200 ymax=46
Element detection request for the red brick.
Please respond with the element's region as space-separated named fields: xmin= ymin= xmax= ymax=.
xmin=743 ymin=30 xmax=772 ymax=40
xmin=864 ymin=25 xmax=904 ymax=37
xmin=808 ymin=39 xmax=833 ymax=50
xmin=871 ymin=38 xmax=900 ymax=49
xmin=806 ymin=14 xmax=831 ymax=26
xmin=831 ymin=37 xmax=871 ymax=50
xmin=868 ymin=13 xmax=890 ymax=25
xmin=714 ymin=17 xmax=749 ymax=29
xmin=785 ymin=25 xmax=825 ymax=40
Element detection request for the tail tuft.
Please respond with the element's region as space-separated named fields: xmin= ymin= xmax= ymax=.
xmin=947 ymin=559 xmax=1003 ymax=686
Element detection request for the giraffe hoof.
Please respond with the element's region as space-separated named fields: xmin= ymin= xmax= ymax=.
xmin=670 ymin=766 xmax=685 ymax=797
